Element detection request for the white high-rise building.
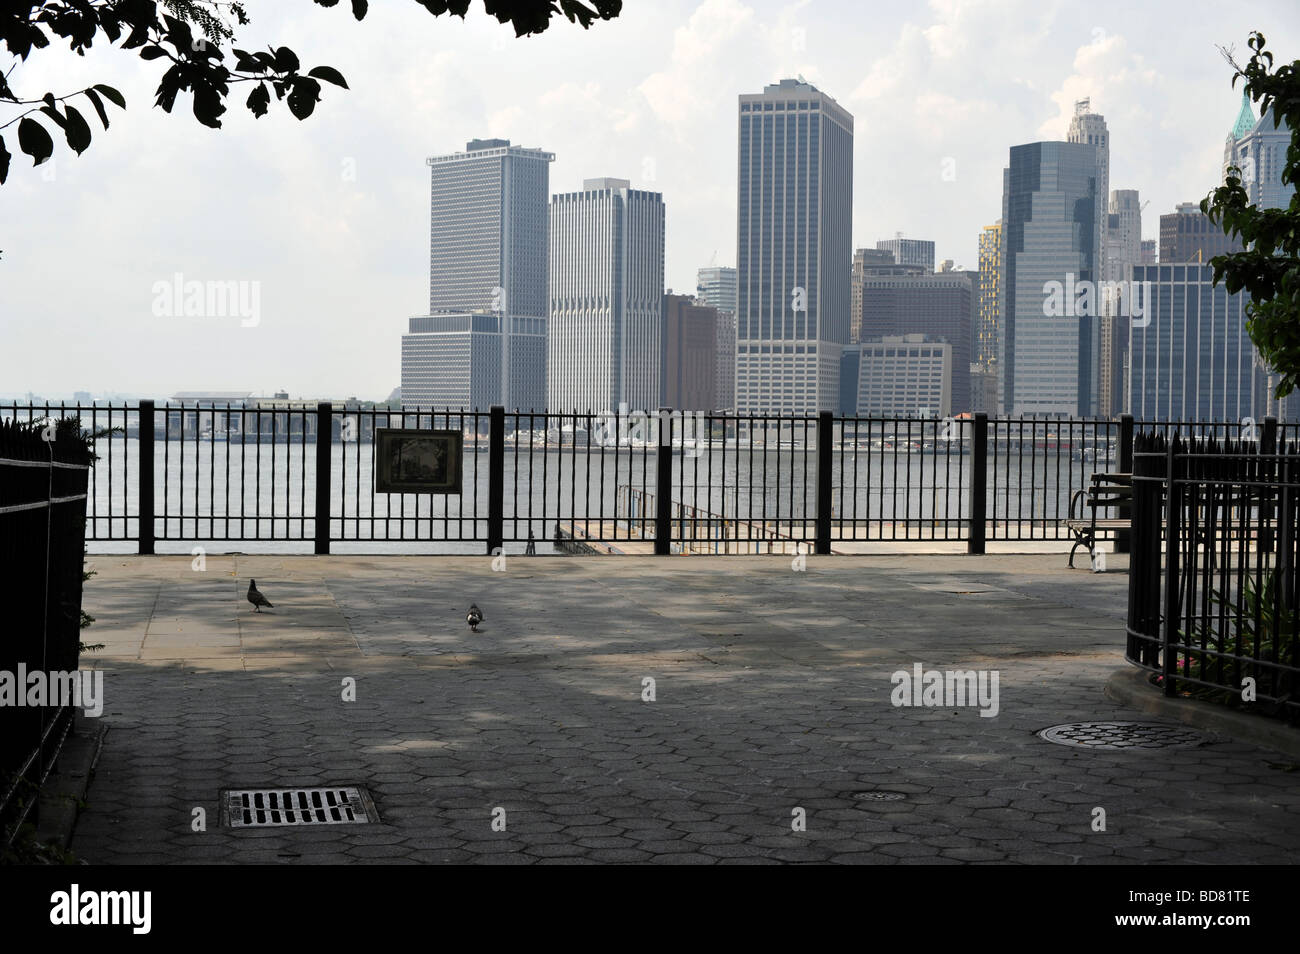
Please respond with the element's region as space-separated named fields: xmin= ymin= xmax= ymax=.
xmin=1223 ymin=92 xmax=1297 ymax=211
xmin=403 ymin=138 xmax=553 ymax=411
xmin=736 ymin=78 xmax=854 ymax=415
xmin=696 ymin=266 xmax=738 ymax=315
xmin=547 ymin=178 xmax=665 ymax=413
xmin=1100 ymin=189 xmax=1142 ymax=417
xmin=1067 ymin=98 xmax=1110 ymax=283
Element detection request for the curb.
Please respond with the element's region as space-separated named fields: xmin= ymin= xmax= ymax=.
xmin=1104 ymin=667 xmax=1300 ymax=759
xmin=36 ymin=718 xmax=107 ymax=850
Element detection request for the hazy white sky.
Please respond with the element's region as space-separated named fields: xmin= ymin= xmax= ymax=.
xmin=2 ymin=0 xmax=1296 ymax=400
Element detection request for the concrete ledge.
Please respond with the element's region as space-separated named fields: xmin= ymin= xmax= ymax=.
xmin=36 ymin=718 xmax=107 ymax=850
xmin=1105 ymin=667 xmax=1300 ymax=759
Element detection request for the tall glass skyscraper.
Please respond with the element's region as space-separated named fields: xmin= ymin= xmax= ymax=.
xmin=1000 ymin=141 xmax=1101 ymax=416
xmin=403 ymin=138 xmax=553 ymax=411
xmin=547 ymin=177 xmax=665 ymax=413
xmin=696 ymin=266 xmax=738 ymax=315
xmin=1128 ymin=264 xmax=1274 ymax=421
xmin=736 ymin=78 xmax=853 ymax=415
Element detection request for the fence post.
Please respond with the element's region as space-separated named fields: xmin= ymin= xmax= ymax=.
xmin=1261 ymin=416 xmax=1278 ymax=554
xmin=138 ymin=400 xmax=155 ymax=555
xmin=315 ymin=402 xmax=332 ymax=555
xmin=1162 ymin=438 xmax=1181 ymax=697
xmin=967 ymin=413 xmax=988 ymax=554
xmin=1116 ymin=414 xmax=1134 ymax=554
xmin=815 ymin=411 xmax=833 ymax=555
xmin=487 ymin=405 xmax=505 ymax=556
xmin=1127 ymin=433 xmax=1164 ymax=668
xmin=655 ymin=408 xmax=673 ymax=555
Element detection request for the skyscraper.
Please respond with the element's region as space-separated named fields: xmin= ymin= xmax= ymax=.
xmin=696 ymin=266 xmax=738 ymax=315
xmin=851 ymin=249 xmax=897 ymax=345
xmin=875 ymin=236 xmax=935 ymax=271
xmin=1067 ymin=99 xmax=1109 ymax=272
xmin=404 ymin=138 xmax=553 ymax=410
xmin=736 ymin=78 xmax=853 ymax=415
xmin=854 ymin=269 xmax=973 ymax=412
xmin=662 ymin=294 xmax=720 ymax=412
xmin=1223 ymin=93 xmax=1297 ymax=210
xmin=1100 ymin=189 xmax=1142 ymax=417
xmin=1000 ymin=140 xmax=1102 ymax=416
xmin=976 ymin=222 xmax=1002 ymax=372
xmin=1160 ymin=201 xmax=1244 ymax=263
xmin=696 ymin=266 xmax=738 ymax=411
xmin=548 ymin=177 xmax=665 ymax=412
xmin=1128 ymin=263 xmax=1273 ymax=421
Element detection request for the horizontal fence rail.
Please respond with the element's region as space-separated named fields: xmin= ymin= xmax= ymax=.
xmin=0 ymin=402 xmax=1282 ymax=555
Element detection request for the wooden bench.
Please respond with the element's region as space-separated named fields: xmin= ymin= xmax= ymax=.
xmin=1066 ymin=472 xmax=1133 ymax=568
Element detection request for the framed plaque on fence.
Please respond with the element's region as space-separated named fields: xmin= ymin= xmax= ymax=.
xmin=375 ymin=428 xmax=463 ymax=494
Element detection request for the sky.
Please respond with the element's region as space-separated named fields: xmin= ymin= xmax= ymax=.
xmin=1 ymin=0 xmax=1297 ymax=401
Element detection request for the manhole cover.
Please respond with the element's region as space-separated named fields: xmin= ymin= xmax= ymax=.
xmin=1037 ymin=722 xmax=1205 ymax=750
xmin=220 ymin=787 xmax=380 ymax=828
xmin=852 ymin=790 xmax=908 ymax=802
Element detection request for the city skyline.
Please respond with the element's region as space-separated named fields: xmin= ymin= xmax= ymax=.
xmin=2 ymin=1 xmax=1297 ymax=399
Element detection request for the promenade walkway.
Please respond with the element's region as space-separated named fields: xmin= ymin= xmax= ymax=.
xmin=69 ymin=552 xmax=1300 ymax=863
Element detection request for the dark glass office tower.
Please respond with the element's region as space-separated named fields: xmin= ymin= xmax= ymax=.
xmin=1128 ymin=264 xmax=1274 ymax=421
xmin=1000 ymin=141 xmax=1101 ymax=416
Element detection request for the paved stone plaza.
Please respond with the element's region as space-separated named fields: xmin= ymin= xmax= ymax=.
xmin=70 ymin=552 xmax=1300 ymax=864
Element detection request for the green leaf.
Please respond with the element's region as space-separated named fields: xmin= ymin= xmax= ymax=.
xmin=17 ymin=117 xmax=54 ymax=165
xmin=84 ymin=88 xmax=110 ymax=129
xmin=93 ymin=84 xmax=125 ymax=109
xmin=307 ymin=65 xmax=349 ymax=89
xmin=63 ymin=104 xmax=92 ymax=154
xmin=0 ymin=135 xmax=10 ymax=185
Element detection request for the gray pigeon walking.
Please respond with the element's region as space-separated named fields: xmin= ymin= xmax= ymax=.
xmin=467 ymin=603 xmax=483 ymax=632
xmin=247 ymin=579 xmax=273 ymax=613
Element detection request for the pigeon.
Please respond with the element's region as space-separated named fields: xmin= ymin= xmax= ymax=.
xmin=247 ymin=579 xmax=273 ymax=613
xmin=466 ymin=603 xmax=483 ymax=632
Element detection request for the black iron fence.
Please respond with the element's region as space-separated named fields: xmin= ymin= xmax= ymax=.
xmin=0 ymin=401 xmax=1279 ymax=555
xmin=1127 ymin=433 xmax=1300 ymax=719
xmin=0 ymin=417 xmax=91 ymax=841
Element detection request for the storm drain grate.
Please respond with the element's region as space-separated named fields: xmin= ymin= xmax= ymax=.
xmin=1038 ymin=721 xmax=1206 ymax=750
xmin=852 ymin=790 xmax=909 ymax=802
xmin=220 ymin=787 xmax=380 ymax=828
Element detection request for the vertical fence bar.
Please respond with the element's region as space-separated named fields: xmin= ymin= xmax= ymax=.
xmin=315 ymin=402 xmax=332 ymax=555
xmin=487 ymin=405 xmax=505 ymax=555
xmin=968 ymin=412 xmax=988 ymax=554
xmin=815 ymin=411 xmax=832 ymax=554
xmin=1162 ymin=439 xmax=1181 ymax=696
xmin=655 ymin=408 xmax=673 ymax=555
xmin=1116 ymin=414 xmax=1134 ymax=554
xmin=1261 ymin=416 xmax=1278 ymax=554
xmin=138 ymin=400 xmax=155 ymax=555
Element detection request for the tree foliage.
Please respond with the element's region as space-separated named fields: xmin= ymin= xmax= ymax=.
xmin=1202 ymin=32 xmax=1300 ymax=398
xmin=0 ymin=0 xmax=622 ymax=184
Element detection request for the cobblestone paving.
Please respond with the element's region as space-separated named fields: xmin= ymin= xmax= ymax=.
xmin=71 ymin=553 xmax=1300 ymax=864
